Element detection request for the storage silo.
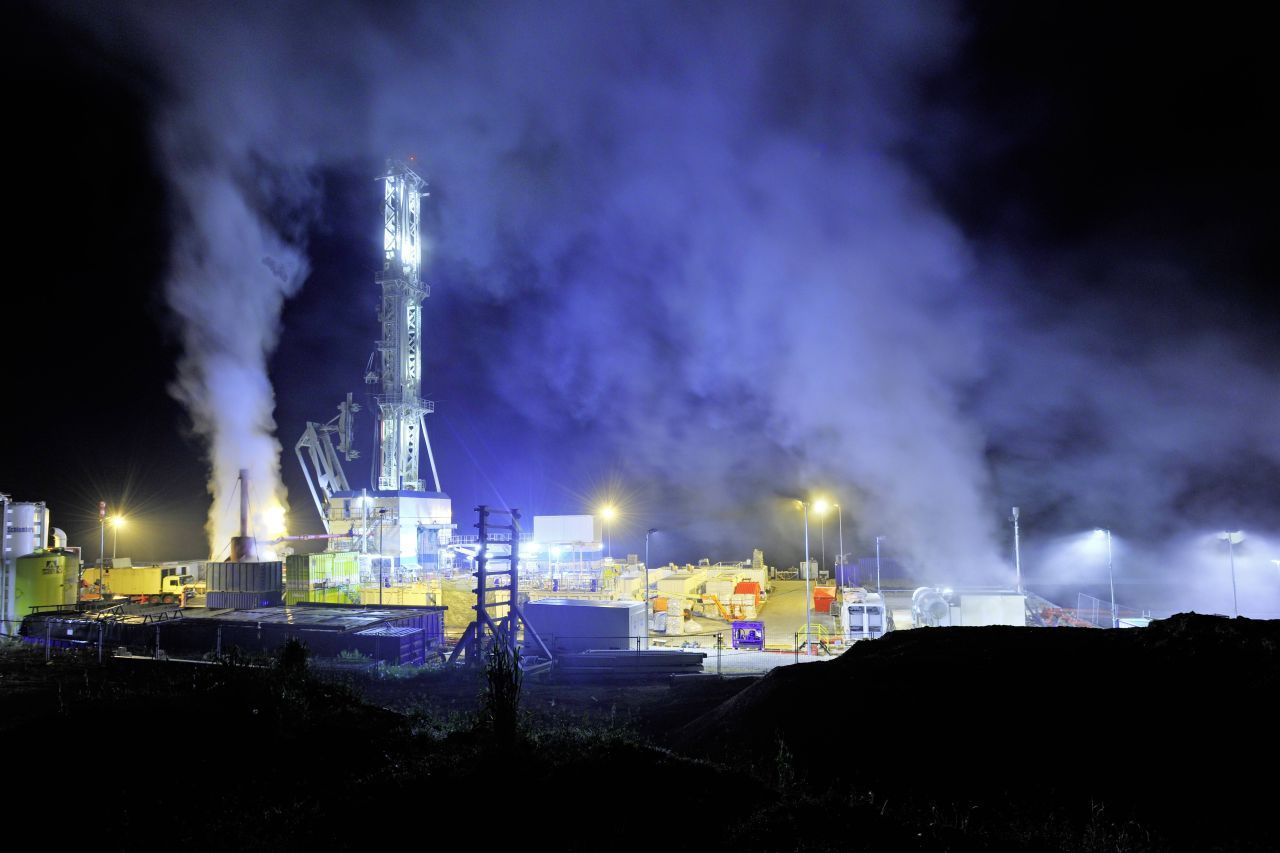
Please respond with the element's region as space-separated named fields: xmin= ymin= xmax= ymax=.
xmin=3 ymin=497 xmax=52 ymax=635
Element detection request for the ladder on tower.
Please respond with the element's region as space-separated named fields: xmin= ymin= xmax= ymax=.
xmin=448 ymin=506 xmax=554 ymax=673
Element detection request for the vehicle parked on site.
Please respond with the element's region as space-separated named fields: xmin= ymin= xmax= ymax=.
xmin=81 ymin=566 xmax=205 ymax=605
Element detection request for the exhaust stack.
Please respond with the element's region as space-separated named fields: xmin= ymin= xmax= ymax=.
xmin=228 ymin=468 xmax=259 ymax=561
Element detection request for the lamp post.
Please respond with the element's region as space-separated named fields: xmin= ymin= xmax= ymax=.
xmin=111 ymin=516 xmax=125 ymax=560
xmin=645 ymin=528 xmax=657 ymax=649
xmin=835 ymin=503 xmax=844 ymax=583
xmin=1011 ymin=507 xmax=1022 ymax=594
xmin=813 ymin=499 xmax=830 ymax=577
xmin=874 ymin=536 xmax=884 ymax=594
xmin=1095 ymin=528 xmax=1117 ymax=628
xmin=378 ymin=508 xmax=387 ymax=606
xmin=800 ymin=501 xmax=812 ymax=656
xmin=600 ymin=504 xmax=617 ymax=560
xmin=98 ymin=501 xmax=106 ymax=571
xmin=793 ymin=499 xmax=814 ymax=650
xmin=1220 ymin=531 xmax=1242 ymax=618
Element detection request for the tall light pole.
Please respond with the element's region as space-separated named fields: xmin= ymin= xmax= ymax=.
xmin=98 ymin=501 xmax=106 ymax=570
xmin=112 ymin=516 xmax=126 ymax=560
xmin=1095 ymin=528 xmax=1117 ymax=628
xmin=1011 ymin=507 xmax=1022 ymax=594
xmin=600 ymin=504 xmax=617 ymax=560
xmin=1220 ymin=531 xmax=1242 ymax=618
xmin=795 ymin=500 xmax=813 ymax=656
xmin=835 ymin=503 xmax=844 ymax=584
xmin=378 ymin=508 xmax=387 ymax=606
xmin=813 ymin=499 xmax=830 ymax=576
xmin=875 ymin=536 xmax=883 ymax=595
xmin=645 ymin=528 xmax=657 ymax=648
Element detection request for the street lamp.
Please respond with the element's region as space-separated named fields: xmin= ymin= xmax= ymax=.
xmin=599 ymin=504 xmax=617 ymax=560
xmin=378 ymin=508 xmax=388 ymax=606
xmin=1094 ymin=528 xmax=1117 ymax=628
xmin=97 ymin=501 xmax=106 ymax=571
xmin=645 ymin=528 xmax=658 ymax=648
xmin=834 ymin=502 xmax=844 ymax=584
xmin=813 ymin=499 xmax=830 ymax=574
xmin=1219 ymin=531 xmax=1243 ymax=618
xmin=111 ymin=515 xmax=126 ymax=560
xmin=795 ymin=499 xmax=813 ymax=656
xmin=874 ymin=535 xmax=884 ymax=595
xmin=1011 ymin=507 xmax=1022 ymax=593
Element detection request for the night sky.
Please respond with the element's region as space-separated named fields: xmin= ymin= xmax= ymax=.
xmin=4 ymin=2 xmax=1276 ymax=606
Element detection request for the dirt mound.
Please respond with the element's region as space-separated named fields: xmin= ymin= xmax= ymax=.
xmin=677 ymin=614 xmax=1280 ymax=849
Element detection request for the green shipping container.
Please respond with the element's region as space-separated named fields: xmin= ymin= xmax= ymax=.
xmin=14 ymin=550 xmax=78 ymax=614
xmin=286 ymin=552 xmax=360 ymax=589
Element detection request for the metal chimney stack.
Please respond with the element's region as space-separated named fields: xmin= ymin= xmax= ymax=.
xmin=228 ymin=468 xmax=258 ymax=562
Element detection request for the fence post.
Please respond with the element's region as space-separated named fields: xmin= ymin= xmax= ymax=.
xmin=154 ymin=625 xmax=160 ymax=659
xmin=716 ymin=631 xmax=722 ymax=675
xmin=98 ymin=622 xmax=104 ymax=663
xmin=45 ymin=621 xmax=52 ymax=662
xmin=794 ymin=631 xmax=799 ymax=664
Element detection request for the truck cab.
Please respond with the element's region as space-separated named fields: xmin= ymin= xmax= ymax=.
xmin=165 ymin=574 xmax=206 ymax=603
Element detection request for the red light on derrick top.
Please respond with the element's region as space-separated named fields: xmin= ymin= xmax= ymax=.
xmin=408 ymin=153 xmax=416 ymax=161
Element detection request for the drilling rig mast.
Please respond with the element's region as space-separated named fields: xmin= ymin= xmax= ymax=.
xmin=370 ymin=160 xmax=440 ymax=493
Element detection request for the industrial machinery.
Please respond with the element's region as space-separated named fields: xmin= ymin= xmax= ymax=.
xmin=296 ymin=160 xmax=452 ymax=570
xmin=841 ymin=587 xmax=893 ymax=641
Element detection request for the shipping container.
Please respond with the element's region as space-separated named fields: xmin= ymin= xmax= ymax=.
xmin=524 ymin=598 xmax=645 ymax=653
xmin=813 ymin=586 xmax=837 ymax=614
xmin=285 ymin=552 xmax=359 ymax=590
xmin=206 ymin=590 xmax=284 ymax=610
xmin=207 ymin=561 xmax=284 ymax=593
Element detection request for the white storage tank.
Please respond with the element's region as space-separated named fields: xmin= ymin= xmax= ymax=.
xmin=6 ymin=501 xmax=49 ymax=559
xmin=523 ymin=598 xmax=645 ymax=654
xmin=3 ymin=499 xmax=51 ymax=636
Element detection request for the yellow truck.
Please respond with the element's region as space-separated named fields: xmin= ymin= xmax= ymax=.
xmin=81 ymin=566 xmax=206 ymax=606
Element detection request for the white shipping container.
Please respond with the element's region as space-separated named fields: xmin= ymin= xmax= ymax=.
xmin=957 ymin=594 xmax=1026 ymax=627
xmin=533 ymin=514 xmax=600 ymax=545
xmin=705 ymin=580 xmax=736 ymax=599
xmin=656 ymin=571 xmax=707 ymax=596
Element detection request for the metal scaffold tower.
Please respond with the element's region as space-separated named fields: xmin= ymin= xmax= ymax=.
xmin=369 ymin=159 xmax=440 ymax=493
xmin=448 ymin=506 xmax=553 ymax=671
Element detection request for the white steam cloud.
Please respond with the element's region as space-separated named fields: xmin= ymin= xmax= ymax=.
xmin=64 ymin=1 xmax=1277 ymax=585
xmin=159 ymin=153 xmax=312 ymax=556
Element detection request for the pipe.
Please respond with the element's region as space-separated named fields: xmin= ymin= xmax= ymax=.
xmin=239 ymin=468 xmax=250 ymax=538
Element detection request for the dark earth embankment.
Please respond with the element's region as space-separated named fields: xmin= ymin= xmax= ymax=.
xmin=677 ymin=613 xmax=1280 ymax=850
xmin=3 ymin=614 xmax=1276 ymax=851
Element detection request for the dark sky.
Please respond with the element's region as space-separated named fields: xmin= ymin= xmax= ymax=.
xmin=3 ymin=2 xmax=1276 ymax=586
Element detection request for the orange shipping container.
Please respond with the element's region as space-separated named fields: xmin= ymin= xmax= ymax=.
xmin=813 ymin=586 xmax=837 ymax=614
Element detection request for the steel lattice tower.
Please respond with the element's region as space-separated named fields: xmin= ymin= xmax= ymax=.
xmin=370 ymin=160 xmax=440 ymax=493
